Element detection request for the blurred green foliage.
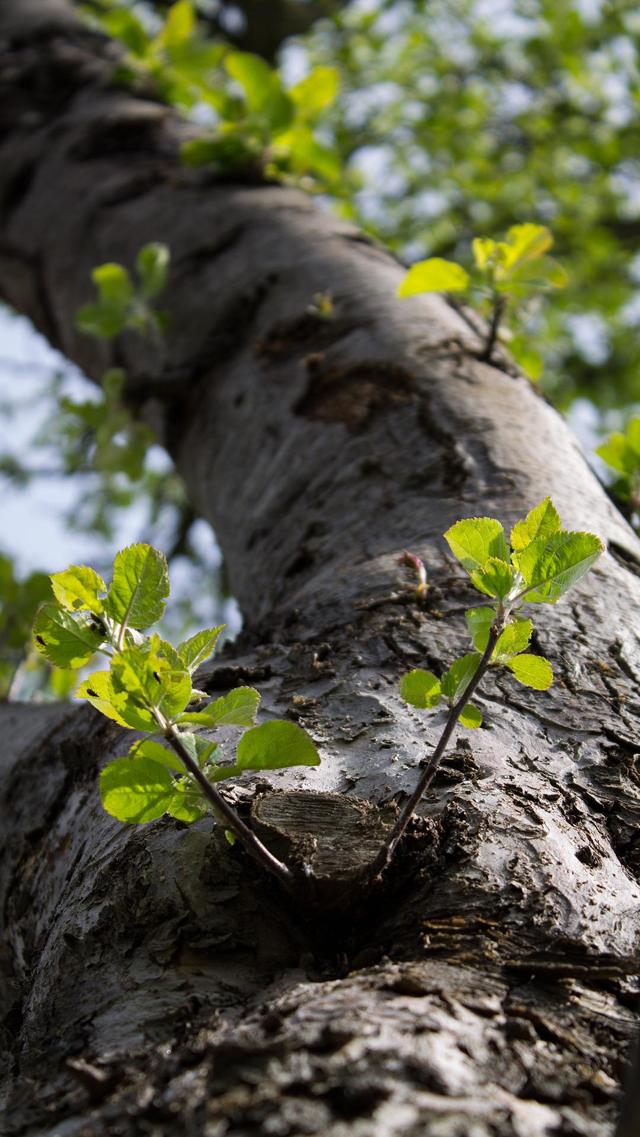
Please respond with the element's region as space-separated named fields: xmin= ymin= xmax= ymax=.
xmin=306 ymin=0 xmax=640 ymax=411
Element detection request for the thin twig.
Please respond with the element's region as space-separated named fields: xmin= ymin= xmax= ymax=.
xmin=480 ymin=294 xmax=506 ymax=362
xmin=159 ymin=716 xmax=296 ymax=892
xmin=370 ymin=624 xmax=502 ymax=879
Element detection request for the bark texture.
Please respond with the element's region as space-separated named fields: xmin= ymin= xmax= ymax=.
xmin=1 ymin=4 xmax=639 ymax=1134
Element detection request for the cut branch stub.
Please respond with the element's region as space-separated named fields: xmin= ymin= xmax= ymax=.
xmin=250 ymin=790 xmax=397 ymax=907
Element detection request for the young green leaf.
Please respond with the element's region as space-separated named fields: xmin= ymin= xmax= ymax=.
xmin=77 ymin=670 xmax=133 ymax=727
xmin=517 ymin=532 xmax=604 ymax=603
xmin=178 ymin=686 xmax=260 ymax=728
xmin=92 ymin=263 xmax=134 ymax=305
xmin=470 ymin=557 xmax=515 ymax=599
xmin=225 ymin=51 xmax=294 ymax=130
xmin=465 ymin=607 xmax=495 ymax=652
xmin=174 ymin=731 xmax=219 ymax=768
xmin=75 ymin=302 xmax=128 ymax=339
xmin=105 ymin=543 xmax=169 ymax=630
xmin=110 ymin=642 xmax=192 ymax=723
xmin=397 ymin=258 xmax=470 ymax=297
xmin=444 ymin=517 xmax=509 ymax=574
xmin=459 ymin=703 xmax=483 ymax=729
xmin=50 ymin=565 xmax=106 ymax=616
xmin=290 ymin=66 xmax=339 ymax=116
xmin=33 ymin=604 xmax=104 ymax=668
xmin=166 ymin=777 xmax=208 ymax=823
xmin=159 ymin=0 xmax=195 ymax=48
xmin=510 ymin=497 xmax=561 ymax=552
xmin=129 ymin=738 xmax=183 ymax=773
xmin=399 ymin=669 xmax=442 ymax=709
xmin=596 ymin=432 xmax=632 ymax=476
xmin=236 ymin=720 xmax=320 ymax=770
xmin=505 ymin=654 xmax=553 ymax=690
xmin=100 ymin=756 xmax=175 ymax=823
xmin=77 ymin=668 xmax=158 ymax=732
xmin=177 ymin=625 xmax=224 ymax=672
xmin=493 ymin=618 xmax=533 ymax=660
xmin=441 ymin=653 xmax=481 ymax=703
xmin=136 ymin=243 xmax=170 ymax=299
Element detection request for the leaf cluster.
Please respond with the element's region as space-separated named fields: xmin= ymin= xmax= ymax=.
xmin=307 ymin=0 xmax=640 ymax=409
xmin=398 ymin=224 xmax=567 ymax=377
xmin=32 ymin=544 xmax=320 ymax=827
xmin=597 ymin=417 xmax=640 ymax=511
xmin=400 ymin=498 xmax=603 ymax=728
xmin=76 ymin=243 xmax=169 ymax=341
xmin=85 ymin=1 xmax=341 ymax=188
xmin=0 ymin=556 xmax=60 ymax=699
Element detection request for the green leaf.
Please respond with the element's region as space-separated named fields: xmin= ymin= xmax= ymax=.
xmin=129 ymin=738 xmax=182 ymax=773
xmin=50 ymin=565 xmax=106 ymax=616
xmin=472 ymin=236 xmax=497 ymax=271
xmin=225 ymin=52 xmax=294 ymax=130
xmin=493 ymin=618 xmax=533 ymax=660
xmin=441 ymin=653 xmax=481 ymax=703
xmin=177 ymin=625 xmax=224 ymax=672
xmin=236 ymin=720 xmax=320 ymax=771
xmin=459 ymin=703 xmax=483 ymax=729
xmin=399 ymin=669 xmax=442 ymax=708
xmin=110 ymin=640 xmax=192 ymax=723
xmin=225 ymin=51 xmax=274 ymax=107
xmin=166 ymin=777 xmax=208 ymax=823
xmin=517 ymin=532 xmax=604 ymax=603
xmin=290 ymin=67 xmax=339 ymax=116
xmin=596 ymin=433 xmax=631 ymax=475
xmin=77 ymin=668 xmax=157 ymax=731
xmin=178 ymin=686 xmax=260 ymax=728
xmin=75 ymin=302 xmax=128 ymax=339
xmin=160 ymin=0 xmax=194 ymax=48
xmin=100 ymin=9 xmax=150 ymax=56
xmin=92 ymin=263 xmax=134 ymax=304
xmin=100 ymin=756 xmax=175 ymax=823
xmin=502 ymin=223 xmax=553 ymax=273
xmin=505 ymin=654 xmax=553 ymax=690
xmin=278 ymin=127 xmax=341 ymax=182
xmin=174 ymin=731 xmax=219 ymax=768
xmin=510 ymin=498 xmax=561 ymax=552
xmin=465 ymin=607 xmax=494 ymax=652
xmin=33 ymin=604 xmax=104 ymax=668
xmin=105 ymin=543 xmax=169 ymax=630
xmin=180 ymin=134 xmax=256 ymax=168
xmin=77 ymin=670 xmax=131 ymax=727
xmin=470 ymin=557 xmax=515 ymax=599
xmin=397 ymin=258 xmax=470 ymax=297
xmin=444 ymin=517 xmax=509 ymax=574
xmin=136 ymin=243 xmax=170 ymax=299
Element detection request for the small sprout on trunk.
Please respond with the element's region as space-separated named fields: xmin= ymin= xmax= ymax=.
xmin=33 ymin=543 xmax=320 ymax=890
xmin=371 ymin=498 xmax=603 ymax=878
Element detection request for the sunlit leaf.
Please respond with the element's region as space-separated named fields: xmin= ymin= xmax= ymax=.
xmin=399 ymin=669 xmax=442 ymax=708
xmin=236 ymin=720 xmax=320 ymax=770
xmin=397 ymin=258 xmax=470 ymax=297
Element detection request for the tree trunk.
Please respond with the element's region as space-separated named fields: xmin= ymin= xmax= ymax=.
xmin=1 ymin=5 xmax=639 ymax=1134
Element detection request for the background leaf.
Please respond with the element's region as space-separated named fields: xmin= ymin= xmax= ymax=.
xmin=397 ymin=258 xmax=470 ymax=296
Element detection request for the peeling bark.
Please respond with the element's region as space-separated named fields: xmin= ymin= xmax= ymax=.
xmin=0 ymin=4 xmax=639 ymax=1134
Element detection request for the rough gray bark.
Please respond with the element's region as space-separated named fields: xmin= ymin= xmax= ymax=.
xmin=1 ymin=4 xmax=639 ymax=1134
